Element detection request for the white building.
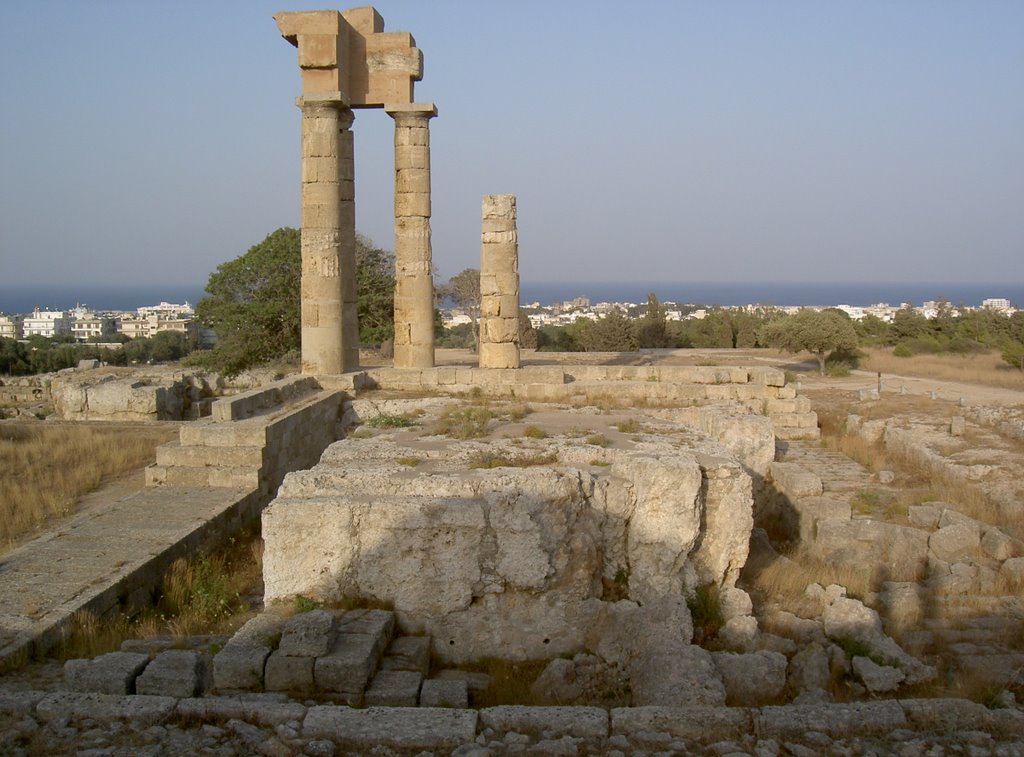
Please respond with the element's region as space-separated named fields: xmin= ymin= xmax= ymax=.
xmin=0 ymin=314 xmax=24 ymax=340
xmin=982 ymin=298 xmax=1012 ymax=311
xmin=71 ymin=312 xmax=117 ymax=342
xmin=118 ymin=314 xmax=196 ymax=340
xmin=137 ymin=301 xmax=194 ymax=318
xmin=23 ymin=309 xmax=71 ymax=338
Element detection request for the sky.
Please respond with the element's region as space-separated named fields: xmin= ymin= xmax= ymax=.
xmin=1 ymin=1 xmax=1022 ymax=289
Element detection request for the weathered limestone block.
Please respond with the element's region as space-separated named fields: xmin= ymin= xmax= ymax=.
xmin=478 ymin=705 xmax=608 ymax=740
xmin=822 ymin=597 xmax=935 ymax=685
xmin=608 ymin=455 xmax=703 ymax=604
xmin=929 ymin=521 xmax=981 ymax=563
xmin=36 ymin=692 xmax=177 ymax=725
xmin=302 ymin=706 xmax=478 ymax=751
xmin=264 ymin=651 xmax=315 ymax=692
xmin=769 ymin=462 xmax=823 ymax=499
xmin=1000 ymin=556 xmax=1024 ymax=587
xmin=381 ymin=636 xmax=431 ymax=675
xmin=629 ymin=641 xmax=726 ymax=707
xmin=175 ymin=696 xmax=306 ymax=726
xmin=610 ymin=706 xmax=753 ymax=742
xmin=791 ymin=496 xmax=851 ymax=544
xmin=788 ymin=643 xmax=831 ymax=694
xmin=852 ymin=655 xmax=905 ymax=692
xmin=419 ymin=678 xmax=468 ymax=708
xmin=135 ymin=650 xmax=206 ymax=698
xmin=691 ymin=459 xmax=753 ymax=588
xmin=364 ymin=670 xmax=422 ymax=706
xmin=278 ymin=609 xmax=335 ymax=657
xmin=758 ymin=701 xmax=906 ymax=739
xmin=981 ymin=526 xmax=1019 ymax=561
xmin=212 ymin=612 xmax=285 ymax=691
xmin=712 ymin=650 xmax=787 ymax=705
xmin=314 ymin=633 xmax=381 ymax=701
xmin=811 ymin=518 xmax=928 ymax=582
xmin=64 ymin=652 xmax=149 ymax=695
xmin=587 ymin=597 xmax=693 ymax=668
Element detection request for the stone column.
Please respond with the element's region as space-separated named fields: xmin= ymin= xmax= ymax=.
xmin=479 ymin=194 xmax=520 ymax=369
xmin=386 ymin=103 xmax=437 ymax=369
xmin=298 ymin=95 xmax=360 ymax=375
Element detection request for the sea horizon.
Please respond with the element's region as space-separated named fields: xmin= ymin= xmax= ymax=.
xmin=0 ymin=281 xmax=1021 ymax=316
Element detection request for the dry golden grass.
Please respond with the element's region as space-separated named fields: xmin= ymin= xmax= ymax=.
xmin=860 ymin=347 xmax=1024 ymax=391
xmin=746 ymin=550 xmax=879 ymax=606
xmin=0 ymin=423 xmax=176 ymax=551
xmin=55 ymin=532 xmax=263 ymax=660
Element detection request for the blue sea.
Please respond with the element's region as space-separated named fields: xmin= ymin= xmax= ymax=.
xmin=0 ymin=281 xmax=1020 ymax=315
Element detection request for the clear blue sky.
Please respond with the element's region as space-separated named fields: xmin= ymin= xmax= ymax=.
xmin=1 ymin=1 xmax=1022 ymax=288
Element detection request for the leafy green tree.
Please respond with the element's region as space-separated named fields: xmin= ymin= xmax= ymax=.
xmin=192 ymin=228 xmax=302 ymax=375
xmin=733 ymin=313 xmax=758 ymax=348
xmin=578 ymin=307 xmax=639 ymax=352
xmin=0 ymin=338 xmax=30 ymax=375
xmin=889 ymin=307 xmax=930 ymax=343
xmin=191 ymin=227 xmax=393 ymax=375
xmin=637 ymin=293 xmax=671 ymax=348
xmin=854 ymin=313 xmax=891 ymax=345
xmin=1002 ymin=341 xmax=1024 ymax=371
xmin=355 ymin=234 xmax=395 ymax=345
xmin=438 ymin=269 xmax=481 ymax=351
xmin=519 ymin=310 xmax=538 ymax=349
xmin=686 ymin=309 xmax=734 ymax=348
xmin=759 ymin=308 xmax=859 ymax=375
xmin=150 ymin=331 xmax=189 ymax=362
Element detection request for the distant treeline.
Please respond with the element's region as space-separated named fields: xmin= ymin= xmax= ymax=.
xmin=0 ymin=332 xmax=193 ymax=376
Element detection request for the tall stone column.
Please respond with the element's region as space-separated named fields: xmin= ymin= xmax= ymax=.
xmin=479 ymin=194 xmax=520 ymax=369
xmin=298 ymin=95 xmax=360 ymax=375
xmin=386 ymin=103 xmax=437 ymax=369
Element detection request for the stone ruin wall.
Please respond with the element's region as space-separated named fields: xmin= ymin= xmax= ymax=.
xmin=261 ymin=399 xmax=773 ymax=665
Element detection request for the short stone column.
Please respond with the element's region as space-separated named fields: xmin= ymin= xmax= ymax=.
xmin=298 ymin=95 xmax=360 ymax=375
xmin=386 ymin=103 xmax=437 ymax=369
xmin=479 ymin=194 xmax=520 ymax=369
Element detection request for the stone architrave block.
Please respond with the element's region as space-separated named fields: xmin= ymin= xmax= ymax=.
xmin=381 ymin=636 xmax=431 ymax=675
xmin=64 ymin=652 xmax=149 ymax=695
xmin=279 ymin=609 xmax=335 ymax=657
xmin=610 ymin=706 xmax=753 ymax=742
xmin=758 ymin=701 xmax=906 ymax=739
xmin=629 ymin=641 xmax=726 ymax=707
xmin=364 ymin=670 xmax=422 ymax=706
xmin=419 ymin=678 xmax=468 ymax=708
xmin=135 ymin=649 xmax=205 ymax=698
xmin=264 ymin=650 xmax=315 ymax=693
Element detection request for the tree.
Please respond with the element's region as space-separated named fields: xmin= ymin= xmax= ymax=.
xmin=192 ymin=228 xmax=393 ymax=375
xmin=759 ymin=308 xmax=859 ymax=375
xmin=438 ymin=269 xmax=481 ymax=351
xmin=1002 ymin=341 xmax=1024 ymax=371
xmin=519 ymin=309 xmax=538 ymax=349
xmin=637 ymin=293 xmax=670 ymax=348
xmin=578 ymin=307 xmax=639 ymax=352
xmin=193 ymin=228 xmax=302 ymax=375
xmin=0 ymin=338 xmax=30 ymax=375
xmin=355 ymin=234 xmax=395 ymax=346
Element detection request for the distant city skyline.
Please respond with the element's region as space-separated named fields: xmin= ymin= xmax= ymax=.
xmin=1 ymin=1 xmax=1022 ymax=288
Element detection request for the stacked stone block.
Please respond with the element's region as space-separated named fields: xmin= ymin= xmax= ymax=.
xmin=479 ymin=194 xmax=520 ymax=369
xmin=388 ymin=103 xmax=437 ymax=369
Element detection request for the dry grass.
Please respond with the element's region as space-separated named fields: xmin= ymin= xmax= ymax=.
xmin=0 ymin=423 xmax=176 ymax=551
xmin=860 ymin=347 xmax=1024 ymax=391
xmin=746 ymin=549 xmax=879 ymax=605
xmin=55 ymin=532 xmax=263 ymax=660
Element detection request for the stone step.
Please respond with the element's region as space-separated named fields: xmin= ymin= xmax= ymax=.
xmin=179 ymin=421 xmax=269 ymax=449
xmin=145 ymin=463 xmax=260 ymax=490
xmin=155 ymin=440 xmax=265 ymax=468
xmin=365 ymin=669 xmax=422 ymax=706
xmin=313 ymin=609 xmax=396 ymax=705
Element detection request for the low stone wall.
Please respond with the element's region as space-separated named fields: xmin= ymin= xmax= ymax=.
xmin=344 ymin=364 xmax=820 ymax=440
xmin=3 ymin=689 xmax=1021 ymax=755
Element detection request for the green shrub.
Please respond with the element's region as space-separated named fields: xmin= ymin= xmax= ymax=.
xmin=893 ymin=342 xmax=913 ymax=358
xmin=522 ymin=425 xmax=546 ymax=439
xmin=366 ymin=413 xmax=417 ymax=429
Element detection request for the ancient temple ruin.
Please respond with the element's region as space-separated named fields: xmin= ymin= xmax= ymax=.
xmin=275 ymin=7 xmax=437 ymax=374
